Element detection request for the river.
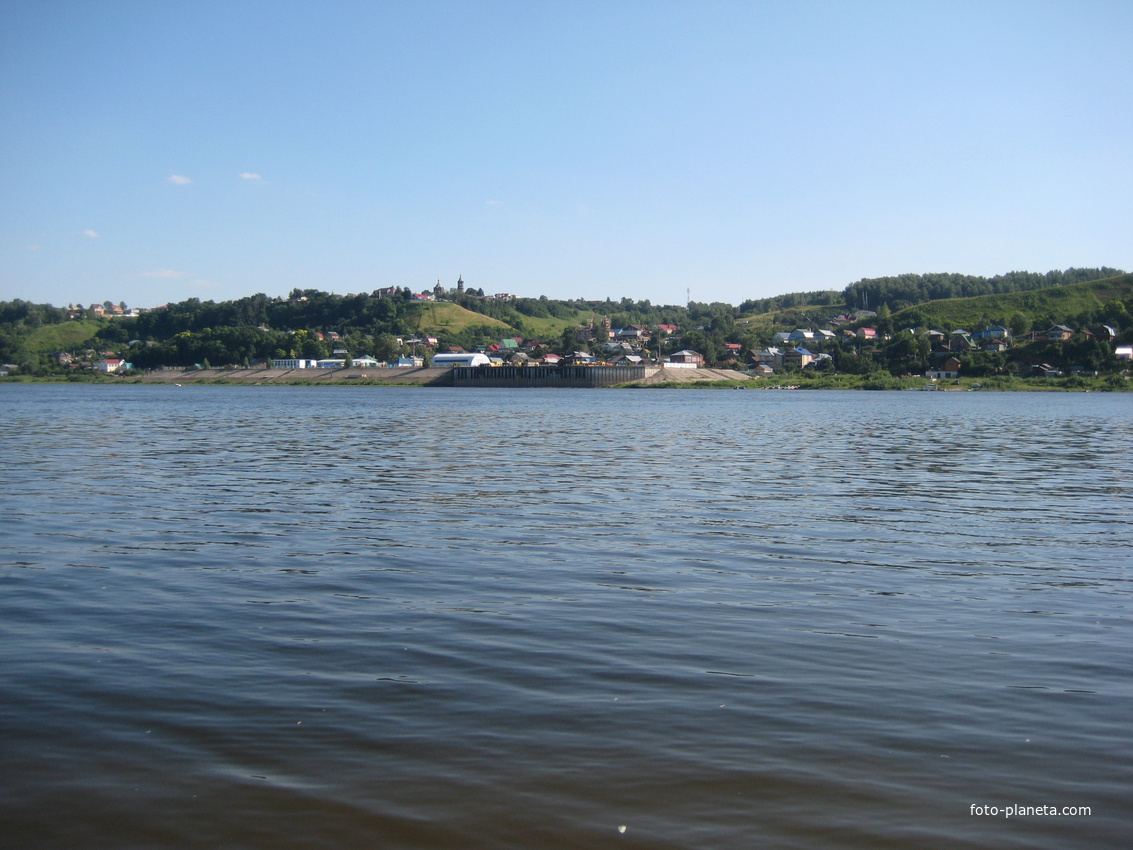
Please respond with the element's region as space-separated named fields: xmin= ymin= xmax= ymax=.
xmin=1 ymin=385 xmax=1129 ymax=848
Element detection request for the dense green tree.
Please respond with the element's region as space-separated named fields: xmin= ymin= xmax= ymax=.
xmin=835 ymin=350 xmax=874 ymax=375
xmin=874 ymin=303 xmax=893 ymax=335
xmin=877 ymin=330 xmax=928 ymax=374
xmin=373 ymin=333 xmax=401 ymax=362
xmin=96 ymin=323 xmax=130 ymax=344
xmin=1009 ymin=312 xmax=1032 ymax=337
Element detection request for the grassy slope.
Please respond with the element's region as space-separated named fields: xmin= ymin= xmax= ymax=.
xmin=511 ymin=309 xmax=594 ymax=338
xmin=22 ymin=320 xmax=104 ymax=353
xmin=408 ymin=301 xmax=595 ymax=340
xmin=736 ymin=303 xmax=834 ymax=329
xmin=890 ymin=274 xmax=1133 ymax=329
xmin=403 ymin=302 xmax=515 ymax=334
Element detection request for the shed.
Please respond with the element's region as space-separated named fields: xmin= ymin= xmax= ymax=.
xmin=433 ymin=352 xmax=492 ymax=367
xmin=667 ymin=349 xmax=704 ymax=366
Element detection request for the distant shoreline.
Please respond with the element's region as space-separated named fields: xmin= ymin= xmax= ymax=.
xmin=2 ymin=367 xmax=1127 ymax=391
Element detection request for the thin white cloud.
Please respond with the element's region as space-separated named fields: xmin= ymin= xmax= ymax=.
xmin=239 ymin=172 xmax=263 ymax=181
xmin=141 ymin=269 xmax=189 ymax=279
xmin=168 ymin=174 xmax=191 ymax=185
xmin=486 ymin=200 xmax=504 ymax=206
xmin=26 ymin=244 xmax=41 ymax=251
xmin=83 ymin=229 xmax=99 ymax=238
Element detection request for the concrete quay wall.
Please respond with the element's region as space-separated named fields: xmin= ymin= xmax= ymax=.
xmin=452 ymin=365 xmax=658 ymax=387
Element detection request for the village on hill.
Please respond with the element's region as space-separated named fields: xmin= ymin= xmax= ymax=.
xmin=2 ymin=269 xmax=1131 ymax=388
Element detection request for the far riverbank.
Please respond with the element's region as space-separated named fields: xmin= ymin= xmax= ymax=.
xmin=1 ymin=367 xmax=1127 ymax=391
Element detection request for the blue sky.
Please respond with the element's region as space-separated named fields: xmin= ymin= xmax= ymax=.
xmin=2 ymin=0 xmax=1130 ymax=309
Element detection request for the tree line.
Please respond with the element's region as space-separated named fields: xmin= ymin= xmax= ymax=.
xmin=842 ymin=268 xmax=1122 ymax=312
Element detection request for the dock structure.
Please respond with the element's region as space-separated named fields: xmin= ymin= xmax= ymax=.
xmin=451 ymin=364 xmax=657 ymax=388
xmin=127 ymin=364 xmax=751 ymax=386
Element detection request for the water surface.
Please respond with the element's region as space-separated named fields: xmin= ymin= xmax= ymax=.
xmin=1 ymin=385 xmax=1130 ymax=848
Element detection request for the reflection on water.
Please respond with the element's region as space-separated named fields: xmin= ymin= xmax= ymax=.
xmin=1 ymin=386 xmax=1130 ymax=849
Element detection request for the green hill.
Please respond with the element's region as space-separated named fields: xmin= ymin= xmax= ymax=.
xmin=405 ymin=300 xmax=596 ymax=339
xmin=406 ymin=301 xmax=516 ymax=334
xmin=889 ymin=273 xmax=1133 ymax=331
xmin=737 ymin=302 xmax=841 ymax=329
xmin=21 ymin=319 xmax=104 ymax=353
xmin=509 ymin=308 xmax=595 ymax=338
